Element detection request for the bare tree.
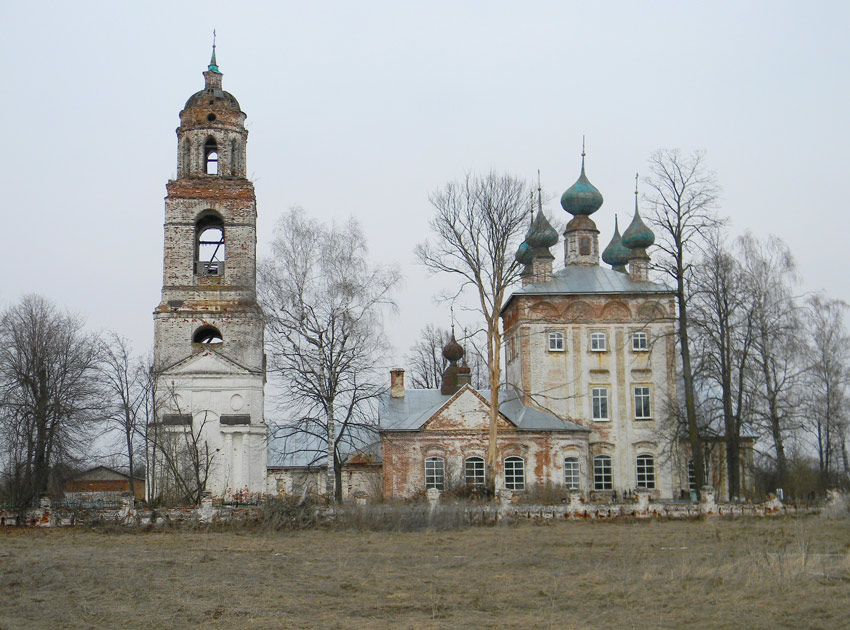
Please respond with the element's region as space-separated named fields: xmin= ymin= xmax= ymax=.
xmin=690 ymin=234 xmax=755 ymax=499
xmin=0 ymin=295 xmax=102 ymax=508
xmin=415 ymin=172 xmax=528 ymax=489
xmin=258 ymin=207 xmax=399 ymax=503
xmin=738 ymin=233 xmax=804 ymax=489
xmin=645 ymin=149 xmax=721 ymax=495
xmin=100 ymin=332 xmax=148 ymax=496
xmin=405 ymin=323 xmax=488 ymax=390
xmin=802 ymin=295 xmax=850 ymax=491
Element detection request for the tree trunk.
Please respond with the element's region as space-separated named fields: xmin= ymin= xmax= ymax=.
xmin=326 ymin=398 xmax=336 ymax=501
xmin=486 ymin=317 xmax=500 ymax=494
xmin=677 ymin=268 xmax=705 ymax=496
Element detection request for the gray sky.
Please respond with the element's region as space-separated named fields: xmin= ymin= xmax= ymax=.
xmin=2 ymin=1 xmax=848 ymax=367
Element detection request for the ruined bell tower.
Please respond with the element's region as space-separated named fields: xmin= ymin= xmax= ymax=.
xmin=150 ymin=47 xmax=266 ymax=502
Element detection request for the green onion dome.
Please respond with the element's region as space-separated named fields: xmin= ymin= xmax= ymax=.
xmin=560 ymin=154 xmax=604 ymax=217
xmin=602 ymin=215 xmax=631 ymax=267
xmin=526 ymin=209 xmax=560 ymax=250
xmin=515 ymin=240 xmax=533 ymax=265
xmin=621 ymin=200 xmax=655 ymax=250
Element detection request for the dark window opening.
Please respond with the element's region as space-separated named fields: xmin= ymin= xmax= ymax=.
xmin=205 ymin=137 xmax=219 ymax=175
xmin=193 ymin=325 xmax=223 ymax=345
xmin=579 ymin=236 xmax=591 ymax=256
xmin=195 ymin=214 xmax=225 ymax=276
xmin=207 ymin=113 xmax=217 ymax=122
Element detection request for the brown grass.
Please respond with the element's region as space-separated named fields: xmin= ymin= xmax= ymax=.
xmin=1 ymin=517 xmax=848 ymax=629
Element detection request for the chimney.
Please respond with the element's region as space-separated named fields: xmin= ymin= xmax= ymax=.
xmin=390 ymin=368 xmax=405 ymax=398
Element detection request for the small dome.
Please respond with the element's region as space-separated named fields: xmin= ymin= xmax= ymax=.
xmin=561 ymin=155 xmax=603 ymax=217
xmin=622 ymin=203 xmax=655 ymax=250
xmin=526 ymin=209 xmax=559 ymax=250
xmin=602 ymin=216 xmax=631 ymax=267
xmin=515 ymin=240 xmax=533 ymax=265
xmin=442 ymin=332 xmax=464 ymax=363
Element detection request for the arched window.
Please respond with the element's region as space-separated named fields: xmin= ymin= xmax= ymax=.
xmin=205 ymin=137 xmax=219 ymax=175
xmin=195 ymin=214 xmax=225 ymax=276
xmin=424 ymin=457 xmax=445 ymax=490
xmin=181 ymin=138 xmax=190 ymax=176
xmin=636 ymin=455 xmax=655 ymax=489
xmin=193 ymin=325 xmax=223 ymax=345
xmin=593 ymin=455 xmax=612 ymax=491
xmin=564 ymin=457 xmax=580 ymax=490
xmin=464 ymin=456 xmax=485 ymax=487
xmin=504 ymin=456 xmax=525 ymax=491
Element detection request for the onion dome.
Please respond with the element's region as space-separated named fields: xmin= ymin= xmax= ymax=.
xmin=560 ymin=149 xmax=604 ymax=217
xmin=602 ymin=215 xmax=631 ymax=268
xmin=442 ymin=331 xmax=464 ymax=363
xmin=622 ymin=181 xmax=655 ymax=250
xmin=515 ymin=240 xmax=533 ymax=265
xmin=526 ymin=208 xmax=560 ymax=249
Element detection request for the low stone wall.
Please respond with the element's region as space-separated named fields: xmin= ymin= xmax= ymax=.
xmin=1 ymin=488 xmax=839 ymax=528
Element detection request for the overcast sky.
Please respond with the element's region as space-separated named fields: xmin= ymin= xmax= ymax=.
xmin=2 ymin=1 xmax=848 ymax=368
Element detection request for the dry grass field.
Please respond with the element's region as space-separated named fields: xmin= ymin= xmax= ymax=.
xmin=1 ymin=516 xmax=848 ymax=629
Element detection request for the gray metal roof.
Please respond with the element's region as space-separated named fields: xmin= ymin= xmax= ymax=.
xmin=379 ymin=386 xmax=588 ymax=434
xmin=502 ymin=265 xmax=672 ymax=313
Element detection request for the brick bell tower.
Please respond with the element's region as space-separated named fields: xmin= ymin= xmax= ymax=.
xmin=150 ymin=45 xmax=266 ymax=502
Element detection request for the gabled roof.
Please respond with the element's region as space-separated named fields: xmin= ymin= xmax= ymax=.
xmin=379 ymin=385 xmax=588 ymax=434
xmin=502 ymin=265 xmax=673 ymax=313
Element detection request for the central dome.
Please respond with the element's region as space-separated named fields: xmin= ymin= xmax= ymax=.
xmin=561 ymin=155 xmax=603 ymax=217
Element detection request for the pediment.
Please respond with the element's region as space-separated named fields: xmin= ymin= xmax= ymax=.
xmin=422 ymin=386 xmax=515 ymax=432
xmin=163 ymin=350 xmax=254 ymax=376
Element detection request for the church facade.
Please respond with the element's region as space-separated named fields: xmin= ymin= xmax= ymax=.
xmin=148 ymin=50 xmax=266 ymax=503
xmin=380 ymin=156 xmax=685 ymax=500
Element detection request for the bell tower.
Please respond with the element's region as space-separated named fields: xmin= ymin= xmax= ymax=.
xmin=150 ymin=46 xmax=266 ymax=502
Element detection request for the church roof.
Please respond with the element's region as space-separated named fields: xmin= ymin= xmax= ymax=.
xmin=379 ymin=386 xmax=588 ymax=433
xmin=502 ymin=264 xmax=672 ymax=313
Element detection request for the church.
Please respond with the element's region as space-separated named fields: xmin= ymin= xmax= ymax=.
xmin=148 ymin=50 xmax=689 ymax=503
xmin=380 ymin=155 xmax=684 ymax=500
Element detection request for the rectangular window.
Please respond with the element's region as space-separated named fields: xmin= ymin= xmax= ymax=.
xmin=590 ymin=332 xmax=607 ymax=352
xmin=636 ymin=455 xmax=656 ymax=489
xmin=425 ymin=457 xmax=445 ymax=490
xmin=593 ymin=455 xmax=613 ymax=491
xmin=632 ymin=331 xmax=649 ymax=351
xmin=564 ymin=457 xmax=580 ymax=490
xmin=504 ymin=457 xmax=525 ymax=491
xmin=591 ymin=387 xmax=609 ymax=421
xmin=634 ymin=386 xmax=652 ymax=419
xmin=464 ymin=457 xmax=486 ymax=487
xmin=548 ymin=331 xmax=565 ymax=352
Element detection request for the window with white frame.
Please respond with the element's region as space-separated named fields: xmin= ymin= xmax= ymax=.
xmin=548 ymin=331 xmax=565 ymax=352
xmin=634 ymin=386 xmax=652 ymax=419
xmin=424 ymin=457 xmax=445 ymax=490
xmin=590 ymin=331 xmax=607 ymax=352
xmin=564 ymin=457 xmax=580 ymax=490
xmin=636 ymin=454 xmax=656 ymax=489
xmin=591 ymin=387 xmax=609 ymax=421
xmin=593 ymin=455 xmax=613 ymax=491
xmin=632 ymin=331 xmax=649 ymax=351
xmin=464 ymin=456 xmax=485 ymax=487
xmin=504 ymin=456 xmax=525 ymax=490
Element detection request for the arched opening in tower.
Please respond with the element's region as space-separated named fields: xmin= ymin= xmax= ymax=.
xmin=193 ymin=325 xmax=223 ymax=345
xmin=204 ymin=137 xmax=219 ymax=175
xmin=195 ymin=213 xmax=225 ymax=276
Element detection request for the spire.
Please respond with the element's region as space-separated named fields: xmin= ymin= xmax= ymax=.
xmin=208 ymin=30 xmax=221 ymax=74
